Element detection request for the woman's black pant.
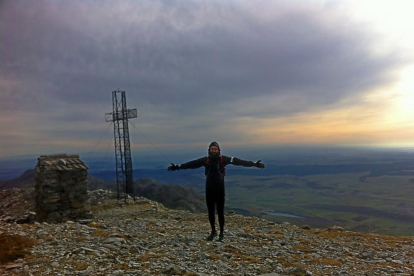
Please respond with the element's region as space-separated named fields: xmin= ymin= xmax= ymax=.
xmin=205 ymin=173 xmax=225 ymax=234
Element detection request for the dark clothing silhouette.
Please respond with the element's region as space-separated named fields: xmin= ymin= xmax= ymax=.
xmin=168 ymin=142 xmax=264 ymax=241
xmin=179 ymin=155 xmax=259 ymax=236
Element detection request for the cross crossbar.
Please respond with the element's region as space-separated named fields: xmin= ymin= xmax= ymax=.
xmin=105 ymin=109 xmax=137 ymax=122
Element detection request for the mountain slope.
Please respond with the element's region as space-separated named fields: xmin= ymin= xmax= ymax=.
xmin=1 ymin=196 xmax=414 ymax=276
xmin=0 ymin=169 xmax=35 ymax=190
xmin=135 ymin=178 xmax=206 ymax=213
xmin=0 ymin=169 xmax=112 ymax=191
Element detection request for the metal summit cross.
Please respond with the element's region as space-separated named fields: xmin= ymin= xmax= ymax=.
xmin=105 ymin=90 xmax=137 ymax=200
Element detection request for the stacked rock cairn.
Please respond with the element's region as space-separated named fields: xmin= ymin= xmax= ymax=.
xmin=35 ymin=154 xmax=92 ymax=223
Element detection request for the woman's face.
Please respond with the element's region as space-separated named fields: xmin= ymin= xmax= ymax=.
xmin=209 ymin=146 xmax=219 ymax=156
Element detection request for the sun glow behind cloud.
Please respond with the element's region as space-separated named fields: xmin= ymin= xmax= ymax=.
xmin=221 ymin=0 xmax=414 ymax=148
xmin=379 ymin=64 xmax=414 ymax=148
xmin=347 ymin=0 xmax=414 ymax=146
xmin=248 ymin=0 xmax=414 ymax=147
xmin=391 ymin=65 xmax=414 ymax=121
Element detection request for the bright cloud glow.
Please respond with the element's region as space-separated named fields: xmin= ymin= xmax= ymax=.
xmin=386 ymin=65 xmax=414 ymax=126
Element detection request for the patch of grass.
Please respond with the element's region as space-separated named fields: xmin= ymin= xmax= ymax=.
xmin=93 ymin=229 xmax=111 ymax=238
xmin=293 ymin=244 xmax=313 ymax=253
xmin=208 ymin=254 xmax=222 ymax=260
xmin=0 ymin=234 xmax=36 ymax=264
xmin=246 ymin=241 xmax=261 ymax=247
xmin=243 ymin=228 xmax=264 ymax=238
xmin=91 ymin=201 xmax=118 ymax=213
xmin=113 ymin=262 xmax=131 ymax=271
xmin=198 ymin=240 xmax=207 ymax=246
xmin=307 ymin=228 xmax=413 ymax=246
xmin=268 ymin=228 xmax=283 ymax=235
xmin=296 ymin=237 xmax=310 ymax=244
xmin=72 ymin=236 xmax=87 ymax=242
xmin=224 ymin=245 xmax=261 ymax=264
xmin=185 ymin=272 xmax=199 ymax=276
xmin=137 ymin=251 xmax=169 ymax=263
xmin=74 ymin=261 xmax=90 ymax=270
xmin=276 ymin=255 xmax=303 ymax=267
xmin=307 ymin=257 xmax=342 ymax=266
xmin=63 ymin=260 xmax=90 ymax=271
xmin=86 ymin=221 xmax=102 ymax=228
xmin=146 ymin=221 xmax=158 ymax=227
xmin=241 ymin=255 xmax=261 ymax=264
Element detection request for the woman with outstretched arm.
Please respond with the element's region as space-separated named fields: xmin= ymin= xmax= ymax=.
xmin=168 ymin=141 xmax=265 ymax=242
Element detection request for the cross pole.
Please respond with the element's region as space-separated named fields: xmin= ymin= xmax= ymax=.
xmin=105 ymin=90 xmax=137 ymax=200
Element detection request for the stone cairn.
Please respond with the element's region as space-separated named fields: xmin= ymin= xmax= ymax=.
xmin=35 ymin=154 xmax=92 ymax=223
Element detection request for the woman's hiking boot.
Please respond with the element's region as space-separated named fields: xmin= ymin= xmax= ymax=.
xmin=218 ymin=233 xmax=224 ymax=242
xmin=206 ymin=231 xmax=217 ymax=241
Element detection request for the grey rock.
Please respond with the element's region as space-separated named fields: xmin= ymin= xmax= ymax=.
xmin=78 ymin=270 xmax=90 ymax=276
xmin=286 ymin=267 xmax=312 ymax=276
xmin=328 ymin=225 xmax=345 ymax=231
xmin=361 ymin=250 xmax=374 ymax=259
xmin=199 ymin=252 xmax=208 ymax=260
xmin=104 ymin=237 xmax=126 ymax=244
xmin=103 ymin=244 xmax=119 ymax=250
xmin=6 ymin=264 xmax=23 ymax=270
xmin=163 ymin=265 xmax=186 ymax=275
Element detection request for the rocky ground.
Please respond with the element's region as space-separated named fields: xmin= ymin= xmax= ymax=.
xmin=1 ymin=190 xmax=414 ymax=276
xmin=0 ymin=188 xmax=36 ymax=223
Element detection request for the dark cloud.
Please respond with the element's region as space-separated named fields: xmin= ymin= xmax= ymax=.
xmin=0 ymin=0 xmax=408 ymax=153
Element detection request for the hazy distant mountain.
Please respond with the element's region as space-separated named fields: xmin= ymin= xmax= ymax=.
xmin=0 ymin=169 xmax=112 ymax=191
xmin=88 ymin=175 xmax=116 ymax=190
xmin=0 ymin=169 xmax=35 ymax=190
xmin=135 ymin=178 xmax=206 ymax=213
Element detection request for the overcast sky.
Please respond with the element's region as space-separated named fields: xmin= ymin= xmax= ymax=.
xmin=1 ymin=0 xmax=414 ymax=159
